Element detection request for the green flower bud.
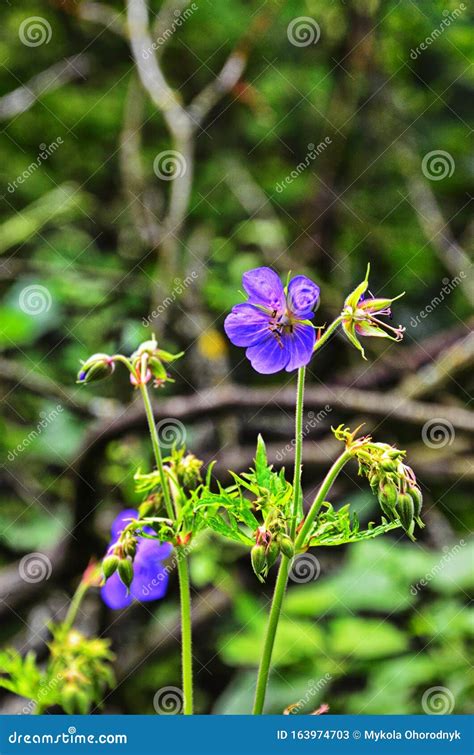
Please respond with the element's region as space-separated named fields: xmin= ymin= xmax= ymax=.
xmin=378 ymin=481 xmax=398 ymax=509
xmin=278 ymin=534 xmax=295 ymax=559
xmin=77 ymin=353 xmax=115 ymax=384
xmin=409 ymin=486 xmax=425 ymax=528
xmin=118 ymin=558 xmax=134 ymax=589
xmin=251 ymin=545 xmax=266 ymax=575
xmin=396 ymin=492 xmax=415 ymax=533
xmin=265 ymin=540 xmax=280 ymax=569
xmin=102 ymin=555 xmax=119 ymax=579
xmin=122 ymin=536 xmax=137 ymax=558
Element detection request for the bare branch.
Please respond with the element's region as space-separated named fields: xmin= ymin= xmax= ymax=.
xmin=0 ymin=55 xmax=89 ymax=121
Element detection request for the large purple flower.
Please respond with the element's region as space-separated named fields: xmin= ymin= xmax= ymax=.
xmin=224 ymin=267 xmax=320 ymax=374
xmin=101 ymin=509 xmax=172 ymax=610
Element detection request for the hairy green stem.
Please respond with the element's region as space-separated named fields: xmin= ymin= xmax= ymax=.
xmin=177 ymin=553 xmax=194 ymax=715
xmin=139 ymin=382 xmax=194 ymax=714
xmin=313 ymin=316 xmax=343 ymax=354
xmin=253 ymin=448 xmax=353 ymax=714
xmin=290 ymin=366 xmax=306 ymax=538
xmin=62 ymin=579 xmax=90 ymax=633
xmin=139 ymin=383 xmax=174 ymax=521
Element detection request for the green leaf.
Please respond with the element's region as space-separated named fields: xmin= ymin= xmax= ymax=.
xmin=329 ymin=617 xmax=408 ymax=659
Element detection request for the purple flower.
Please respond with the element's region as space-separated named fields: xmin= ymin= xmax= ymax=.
xmin=224 ymin=267 xmax=320 ymax=374
xmin=101 ymin=509 xmax=172 ymax=610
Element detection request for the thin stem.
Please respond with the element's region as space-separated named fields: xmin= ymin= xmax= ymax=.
xmin=253 ymin=448 xmax=353 ymax=715
xmin=313 ymin=315 xmax=343 ymax=354
xmin=138 ymin=381 xmax=194 ymax=715
xmin=62 ymin=579 xmax=90 ymax=633
xmin=290 ymin=366 xmax=305 ymax=538
xmin=252 ymin=555 xmax=290 ymax=715
xmin=177 ymin=552 xmax=193 ymax=715
xmin=138 ymin=383 xmax=174 ymax=521
xmin=295 ymin=449 xmax=353 ymax=549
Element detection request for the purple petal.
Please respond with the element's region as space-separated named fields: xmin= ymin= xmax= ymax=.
xmin=284 ymin=324 xmax=316 ymax=372
xmin=287 ymin=276 xmax=320 ymax=318
xmin=101 ymin=572 xmax=133 ymax=610
xmin=245 ymin=331 xmax=288 ymax=374
xmin=242 ymin=267 xmax=285 ymax=311
xmin=110 ymin=509 xmax=139 ymax=542
xmin=131 ymin=540 xmax=171 ymax=602
xmin=224 ymin=303 xmax=270 ymax=347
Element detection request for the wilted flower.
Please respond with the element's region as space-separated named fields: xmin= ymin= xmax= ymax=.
xmin=224 ymin=267 xmax=320 ymax=373
xmin=341 ymin=265 xmax=405 ymax=359
xmin=77 ymin=353 xmax=115 ymax=384
xmin=101 ymin=509 xmax=172 ymax=610
xmin=130 ymin=336 xmax=183 ymax=388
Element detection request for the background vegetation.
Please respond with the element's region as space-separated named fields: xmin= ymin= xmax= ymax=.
xmin=0 ymin=0 xmax=472 ymax=714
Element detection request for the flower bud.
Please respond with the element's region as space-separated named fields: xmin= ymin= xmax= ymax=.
xmin=378 ymin=481 xmax=398 ymax=509
xmin=122 ymin=535 xmax=137 ymax=558
xmin=278 ymin=534 xmax=295 ymax=559
xmin=265 ymin=540 xmax=280 ymax=569
xmin=102 ymin=555 xmax=119 ymax=579
xmin=251 ymin=544 xmax=266 ymax=575
xmin=396 ymin=492 xmax=415 ymax=533
xmin=409 ymin=486 xmax=425 ymax=528
xmin=77 ymin=353 xmax=114 ymax=384
xmin=117 ymin=558 xmax=134 ymax=589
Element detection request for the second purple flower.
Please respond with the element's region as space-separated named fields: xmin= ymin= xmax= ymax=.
xmin=224 ymin=267 xmax=320 ymax=374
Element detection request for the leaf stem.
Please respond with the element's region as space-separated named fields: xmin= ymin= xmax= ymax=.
xmin=313 ymin=315 xmax=343 ymax=354
xmin=138 ymin=383 xmax=174 ymax=521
